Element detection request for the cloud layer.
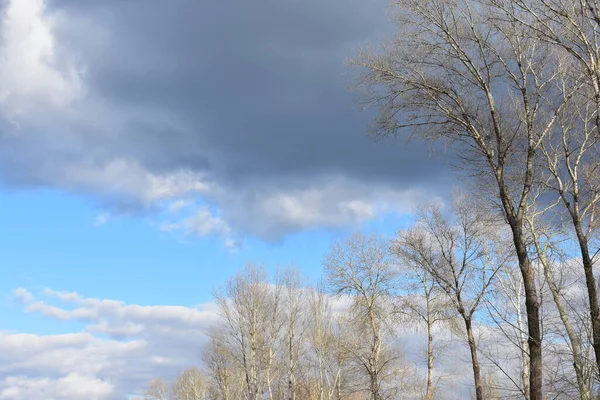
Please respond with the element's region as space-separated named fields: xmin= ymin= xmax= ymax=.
xmin=0 ymin=0 xmax=453 ymax=242
xmin=1 ymin=288 xmax=219 ymax=400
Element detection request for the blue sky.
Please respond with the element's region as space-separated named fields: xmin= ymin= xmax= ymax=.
xmin=0 ymin=188 xmax=414 ymax=332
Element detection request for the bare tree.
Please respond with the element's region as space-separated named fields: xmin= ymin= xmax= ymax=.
xmin=395 ymin=196 xmax=507 ymax=400
xmin=477 ymin=0 xmax=600 ymax=379
xmin=212 ymin=264 xmax=284 ymax=400
xmin=539 ymin=77 xmax=600 ymax=381
xmin=484 ymin=261 xmax=532 ymax=399
xmin=145 ymin=378 xmax=170 ymax=400
xmin=280 ymin=267 xmax=308 ymax=400
xmin=306 ymin=285 xmax=360 ymax=400
xmin=202 ymin=335 xmax=245 ymax=400
xmin=392 ymin=245 xmax=450 ymax=400
xmin=171 ymin=367 xmax=208 ymax=400
xmin=352 ymin=1 xmax=572 ymax=397
xmin=307 ymin=286 xmax=335 ymax=400
xmin=524 ymin=194 xmax=593 ymax=400
xmin=323 ymin=233 xmax=401 ymax=400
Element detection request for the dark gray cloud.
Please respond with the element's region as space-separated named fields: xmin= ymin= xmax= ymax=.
xmin=0 ymin=0 xmax=454 ymax=239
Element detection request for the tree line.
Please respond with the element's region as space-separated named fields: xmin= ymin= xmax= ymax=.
xmin=143 ymin=194 xmax=598 ymax=399
xmin=145 ymin=0 xmax=600 ymax=398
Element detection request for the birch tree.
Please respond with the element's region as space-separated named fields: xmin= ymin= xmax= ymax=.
xmin=212 ymin=264 xmax=283 ymax=400
xmin=392 ymin=244 xmax=450 ymax=400
xmin=484 ymin=262 xmax=532 ymax=399
xmin=323 ymin=233 xmax=400 ymax=400
xmin=202 ymin=336 xmax=245 ymax=400
xmin=144 ymin=379 xmax=169 ymax=400
xmin=524 ymin=194 xmax=593 ymax=400
xmin=395 ymin=196 xmax=507 ymax=400
xmin=172 ymin=368 xmax=208 ymax=400
xmin=307 ymin=286 xmax=338 ymax=400
xmin=280 ymin=267 xmax=308 ymax=400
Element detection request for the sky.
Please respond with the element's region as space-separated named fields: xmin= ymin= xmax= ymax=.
xmin=0 ymin=0 xmax=455 ymax=398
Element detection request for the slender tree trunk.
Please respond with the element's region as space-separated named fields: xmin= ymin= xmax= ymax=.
xmin=368 ymin=307 xmax=381 ymax=400
xmin=546 ymin=267 xmax=589 ymax=400
xmin=516 ymin=295 xmax=530 ymax=400
xmin=464 ymin=316 xmax=483 ymax=400
xmin=240 ymin=334 xmax=253 ymax=400
xmin=523 ymin=267 xmax=542 ymax=400
xmin=531 ymin=223 xmax=590 ymax=400
xmin=425 ymin=315 xmax=434 ymax=400
xmin=288 ymin=330 xmax=295 ymax=400
xmin=317 ymin=347 xmax=325 ymax=400
xmin=266 ymin=345 xmax=274 ymax=400
xmin=250 ymin=335 xmax=257 ymax=400
xmin=520 ymin=256 xmax=543 ymax=400
xmin=370 ymin=373 xmax=380 ymax=400
xmin=555 ymin=180 xmax=600 ymax=378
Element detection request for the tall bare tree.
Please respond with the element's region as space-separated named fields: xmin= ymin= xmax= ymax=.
xmin=171 ymin=367 xmax=208 ymax=400
xmin=524 ymin=193 xmax=593 ymax=400
xmin=212 ymin=264 xmax=283 ymax=400
xmin=323 ymin=233 xmax=400 ymax=400
xmin=395 ymin=196 xmax=506 ymax=400
xmin=485 ymin=261 xmax=532 ymax=399
xmin=307 ymin=286 xmax=335 ymax=400
xmin=392 ymin=244 xmax=450 ymax=400
xmin=145 ymin=378 xmax=169 ymax=400
xmin=352 ymin=1 xmax=573 ymax=397
xmin=202 ymin=336 xmax=244 ymax=400
xmin=280 ymin=267 xmax=308 ymax=400
xmin=306 ymin=286 xmax=361 ymax=400
xmin=478 ymin=0 xmax=600 ymax=378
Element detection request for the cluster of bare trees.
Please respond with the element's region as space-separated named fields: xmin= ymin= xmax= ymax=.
xmin=144 ymin=237 xmax=414 ymax=400
xmin=145 ymin=368 xmax=208 ymax=400
xmin=145 ymin=0 xmax=600 ymax=398
xmin=144 ymin=197 xmax=597 ymax=399
xmin=144 ymin=194 xmax=598 ymax=399
xmin=350 ymin=0 xmax=600 ymax=398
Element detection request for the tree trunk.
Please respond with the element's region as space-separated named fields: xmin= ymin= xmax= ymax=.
xmin=370 ymin=374 xmax=380 ymax=400
xmin=515 ymin=291 xmax=530 ymax=400
xmin=425 ymin=315 xmax=434 ymax=400
xmin=509 ymin=218 xmax=543 ymax=400
xmin=288 ymin=332 xmax=295 ymax=400
xmin=547 ymin=269 xmax=589 ymax=400
xmin=532 ymin=224 xmax=590 ymax=400
xmin=465 ymin=316 xmax=483 ymax=400
xmin=573 ymin=219 xmax=600 ymax=377
xmin=368 ymin=307 xmax=381 ymax=400
xmin=520 ymin=255 xmax=543 ymax=400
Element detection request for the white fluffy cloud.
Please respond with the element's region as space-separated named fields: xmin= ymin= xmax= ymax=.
xmin=217 ymin=179 xmax=432 ymax=239
xmin=161 ymin=206 xmax=232 ymax=238
xmin=161 ymin=178 xmax=437 ymax=242
xmin=0 ymin=374 xmax=113 ymax=400
xmin=10 ymin=288 xmax=34 ymax=304
xmin=0 ymin=0 xmax=83 ymax=116
xmin=2 ymin=288 xmax=220 ymax=400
